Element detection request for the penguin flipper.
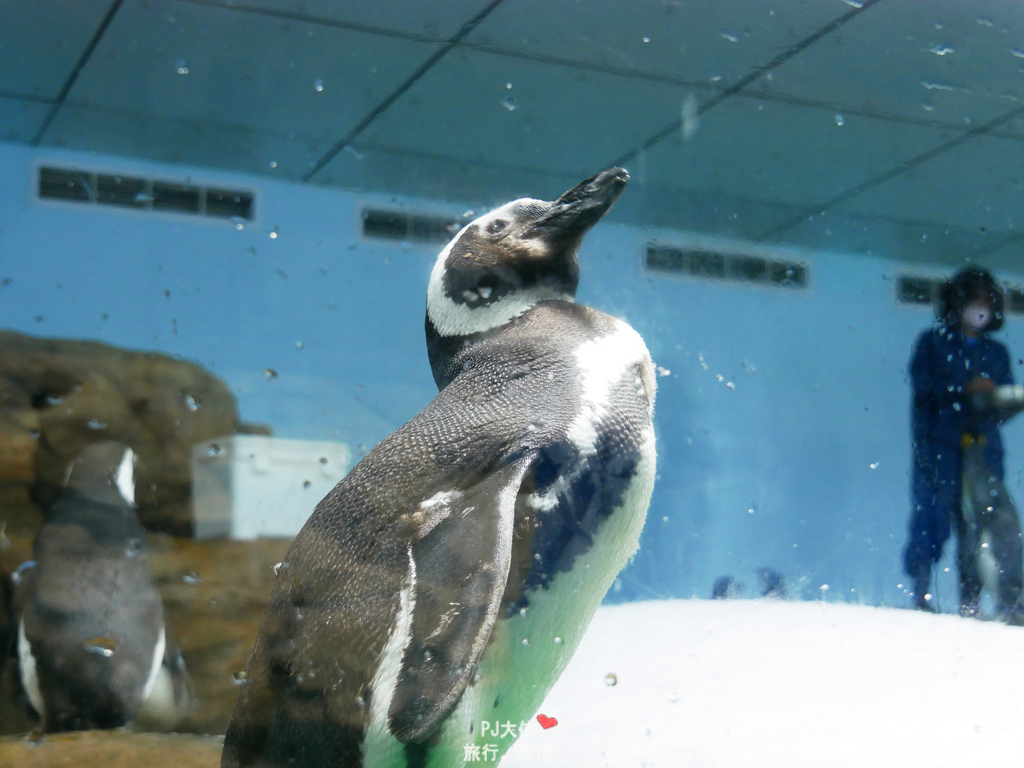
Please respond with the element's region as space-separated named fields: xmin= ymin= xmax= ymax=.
xmin=387 ymin=454 xmax=535 ymax=743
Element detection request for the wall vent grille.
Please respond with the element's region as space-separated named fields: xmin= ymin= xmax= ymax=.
xmin=645 ymin=244 xmax=809 ymax=289
xmin=896 ymin=274 xmax=1024 ymax=316
xmin=362 ymin=208 xmax=461 ymax=243
xmin=37 ymin=166 xmax=254 ymax=222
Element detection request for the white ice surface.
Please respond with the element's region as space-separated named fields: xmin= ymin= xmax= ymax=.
xmin=503 ymin=599 xmax=1024 ymax=768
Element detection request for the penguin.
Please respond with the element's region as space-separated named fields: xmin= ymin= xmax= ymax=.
xmin=222 ymin=167 xmax=656 ymax=768
xmin=13 ymin=440 xmax=196 ymax=732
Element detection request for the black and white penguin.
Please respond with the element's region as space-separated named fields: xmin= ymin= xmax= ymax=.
xmin=222 ymin=168 xmax=656 ymax=768
xmin=13 ymin=440 xmax=195 ymax=732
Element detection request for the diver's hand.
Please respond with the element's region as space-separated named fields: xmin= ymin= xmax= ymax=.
xmin=965 ymin=376 xmax=996 ymax=394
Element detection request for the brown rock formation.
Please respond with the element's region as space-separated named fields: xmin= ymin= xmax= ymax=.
xmin=0 ymin=331 xmax=261 ymax=535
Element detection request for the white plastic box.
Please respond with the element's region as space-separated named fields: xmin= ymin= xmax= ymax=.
xmin=191 ymin=435 xmax=351 ymax=540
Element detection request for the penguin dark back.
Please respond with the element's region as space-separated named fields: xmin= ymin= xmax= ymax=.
xmin=222 ymin=169 xmax=656 ymax=768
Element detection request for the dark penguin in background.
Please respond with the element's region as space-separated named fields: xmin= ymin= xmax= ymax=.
xmin=14 ymin=440 xmax=195 ymax=732
xmin=222 ymin=168 xmax=656 ymax=768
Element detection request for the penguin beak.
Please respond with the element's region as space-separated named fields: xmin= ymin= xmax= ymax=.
xmin=526 ymin=167 xmax=629 ymax=240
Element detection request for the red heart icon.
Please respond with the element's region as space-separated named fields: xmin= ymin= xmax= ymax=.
xmin=537 ymin=714 xmax=558 ymax=730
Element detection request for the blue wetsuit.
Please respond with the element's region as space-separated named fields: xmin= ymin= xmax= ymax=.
xmin=903 ymin=325 xmax=1013 ymax=578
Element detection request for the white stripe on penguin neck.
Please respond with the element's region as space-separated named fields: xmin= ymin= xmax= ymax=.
xmin=426 ymin=204 xmax=573 ymax=338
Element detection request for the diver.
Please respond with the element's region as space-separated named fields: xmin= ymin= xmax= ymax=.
xmin=903 ymin=266 xmax=1024 ymax=622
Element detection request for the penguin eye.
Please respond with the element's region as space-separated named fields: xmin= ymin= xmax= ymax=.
xmin=486 ymin=219 xmax=509 ymax=235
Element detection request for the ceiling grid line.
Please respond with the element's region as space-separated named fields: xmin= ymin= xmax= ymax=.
xmin=757 ymin=100 xmax=1024 ymax=242
xmin=302 ymin=0 xmax=509 ymax=182
xmin=610 ymin=0 xmax=886 ymax=168
xmin=30 ymin=0 xmax=126 ymax=147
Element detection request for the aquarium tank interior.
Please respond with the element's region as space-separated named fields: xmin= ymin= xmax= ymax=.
xmin=3 ymin=1 xmax=1024 ymax=766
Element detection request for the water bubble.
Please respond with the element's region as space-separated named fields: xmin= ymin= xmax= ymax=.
xmin=720 ymin=31 xmax=739 ymax=42
xmin=86 ymin=418 xmax=107 ymax=430
xmin=835 ymin=113 xmax=845 ymax=126
xmin=642 ymin=36 xmax=650 ymax=43
xmin=314 ymin=78 xmax=324 ymax=92
xmin=175 ymin=59 xmax=189 ymax=75
xmin=656 ymin=366 xmax=672 ymax=377
xmin=604 ymin=672 xmax=618 ymax=686
xmin=502 ymin=96 xmax=517 ymax=111
xmin=820 ymin=584 xmax=830 ymax=592
xmin=505 ymin=82 xmax=513 ymax=89
xmin=269 ymin=226 xmax=279 ymax=240
xmin=478 ymin=286 xmax=492 ymax=299
xmin=521 ymin=638 xmax=530 ymax=646
xmin=982 ymin=542 xmax=991 ymax=549
xmin=295 ymin=341 xmax=305 ymax=349
xmin=869 ymin=462 xmax=879 ymax=469
xmin=553 ymin=636 xmax=563 ymax=645
xmin=207 ymin=443 xmax=222 ymax=456
xmin=125 ymin=538 xmax=143 ymax=558
xmin=931 ymin=44 xmax=955 ymax=56
xmin=269 ymin=160 xmax=278 ymax=168
xmin=232 ymin=216 xmax=246 ymax=230
xmin=519 ymin=607 xmax=528 ymax=617
xmin=183 ymin=570 xmax=204 ymax=585
xmin=85 ymin=636 xmax=118 ymax=657
xmin=232 ymin=670 xmax=248 ymax=685
xmin=263 ymin=368 xmax=278 ymax=381
xmin=184 ymin=394 xmax=200 ymax=411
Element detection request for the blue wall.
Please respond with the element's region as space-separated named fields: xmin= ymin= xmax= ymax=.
xmin=3 ymin=141 xmax=1024 ymax=610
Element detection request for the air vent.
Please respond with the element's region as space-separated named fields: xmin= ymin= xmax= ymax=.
xmin=896 ymin=274 xmax=1024 ymax=316
xmin=37 ymin=166 xmax=254 ymax=222
xmin=362 ymin=208 xmax=461 ymax=244
xmin=896 ymin=275 xmax=941 ymax=306
xmin=646 ymin=244 xmax=808 ymax=289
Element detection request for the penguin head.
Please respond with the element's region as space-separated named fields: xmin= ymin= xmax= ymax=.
xmin=427 ymin=167 xmax=629 ymax=337
xmin=63 ymin=441 xmax=137 ymax=506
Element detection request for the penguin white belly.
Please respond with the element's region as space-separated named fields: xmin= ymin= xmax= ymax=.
xmin=416 ymin=426 xmax=655 ymax=767
xmin=17 ymin=619 xmax=46 ymax=721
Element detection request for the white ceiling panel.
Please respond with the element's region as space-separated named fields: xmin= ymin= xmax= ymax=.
xmin=45 ymin=105 xmax=330 ymax=181
xmin=0 ymin=97 xmax=49 ymax=143
xmin=65 ymin=0 xmax=440 ymax=142
xmin=749 ymin=0 xmax=1024 ymax=127
xmin=636 ymin=94 xmax=954 ymax=214
xmin=835 ymin=133 xmax=1024 ymax=234
xmin=355 ymin=47 xmax=688 ymax=182
xmin=465 ymin=0 xmax=852 ymax=85
xmin=197 ymin=0 xmax=498 ymax=40
xmin=0 ymin=0 xmax=112 ymax=98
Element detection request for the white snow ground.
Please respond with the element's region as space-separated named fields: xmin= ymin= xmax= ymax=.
xmin=503 ymin=599 xmax=1024 ymax=768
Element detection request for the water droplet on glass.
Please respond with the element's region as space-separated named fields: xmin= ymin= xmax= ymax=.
xmin=553 ymin=636 xmax=563 ymax=645
xmin=295 ymin=341 xmax=305 ymax=349
xmin=232 ymin=216 xmax=246 ymax=230
xmin=184 ymin=394 xmax=200 ymax=411
xmin=869 ymin=462 xmax=879 ymax=469
xmin=183 ymin=570 xmax=204 ymax=585
xmin=207 ymin=443 xmax=222 ymax=456
xmin=505 ymin=82 xmax=513 ymax=90
xmin=269 ymin=226 xmax=279 ymax=240
xmin=519 ymin=607 xmax=528 ymax=617
xmin=502 ymin=96 xmax=517 ymax=111
xmin=820 ymin=584 xmax=830 ymax=592
xmin=982 ymin=541 xmax=991 ymax=549
xmin=269 ymin=160 xmax=278 ymax=168
xmin=834 ymin=113 xmax=845 ymax=126
xmin=175 ymin=59 xmax=189 ymax=75
xmin=642 ymin=36 xmax=650 ymax=43
xmin=85 ymin=636 xmax=118 ymax=657
xmin=314 ymin=78 xmax=324 ymax=92
xmin=521 ymin=638 xmax=530 ymax=646
xmin=263 ymin=368 xmax=278 ymax=381
xmin=86 ymin=418 xmax=107 ymax=430
xmin=930 ymin=44 xmax=954 ymax=56
xmin=604 ymin=673 xmax=618 ymax=686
